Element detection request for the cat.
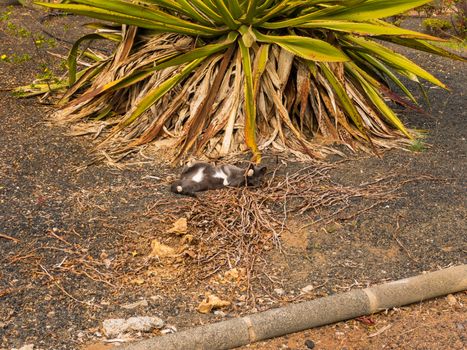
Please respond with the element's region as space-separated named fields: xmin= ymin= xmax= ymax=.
xmin=170 ymin=162 xmax=267 ymax=197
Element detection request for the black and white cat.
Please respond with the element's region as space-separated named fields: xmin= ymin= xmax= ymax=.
xmin=170 ymin=162 xmax=267 ymax=196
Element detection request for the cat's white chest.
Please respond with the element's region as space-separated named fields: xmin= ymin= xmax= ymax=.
xmin=213 ymin=169 xmax=229 ymax=186
xmin=191 ymin=167 xmax=205 ymax=183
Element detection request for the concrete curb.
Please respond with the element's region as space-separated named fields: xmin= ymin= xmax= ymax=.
xmin=120 ymin=264 xmax=467 ymax=350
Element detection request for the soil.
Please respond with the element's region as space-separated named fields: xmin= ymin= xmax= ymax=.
xmin=0 ymin=5 xmax=466 ymax=350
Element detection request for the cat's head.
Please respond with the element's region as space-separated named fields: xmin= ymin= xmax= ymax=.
xmin=245 ymin=164 xmax=267 ymax=186
xmin=170 ymin=180 xmax=184 ymax=194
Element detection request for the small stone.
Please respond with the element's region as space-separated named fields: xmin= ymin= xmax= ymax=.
xmin=274 ymin=288 xmax=285 ymax=296
xmin=103 ymin=259 xmax=112 ymax=269
xmin=126 ymin=316 xmax=164 ymax=332
xmin=103 ymin=319 xmax=126 ymax=337
xmin=456 ymin=323 xmax=465 ymax=330
xmin=305 ymin=339 xmax=315 ymax=349
xmin=121 ymin=299 xmax=149 ymax=310
xmin=446 ymin=294 xmax=457 ymax=306
xmin=102 ymin=316 xmax=164 ymax=337
xmin=16 ymin=345 xmax=34 ymax=350
xmin=301 ymin=285 xmax=314 ymax=294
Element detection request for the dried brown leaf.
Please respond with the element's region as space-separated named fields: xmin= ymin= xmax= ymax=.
xmin=197 ymin=294 xmax=231 ymax=314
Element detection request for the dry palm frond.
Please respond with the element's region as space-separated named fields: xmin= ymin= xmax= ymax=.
xmin=29 ymin=0 xmax=465 ymax=163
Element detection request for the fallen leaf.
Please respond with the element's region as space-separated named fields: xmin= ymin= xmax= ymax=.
xmin=180 ymin=234 xmax=193 ymax=245
xmin=150 ymin=239 xmax=176 ymax=258
xmin=224 ymin=268 xmax=239 ymax=282
xmin=167 ymin=218 xmax=188 ymax=235
xmin=183 ymin=249 xmax=196 ymax=258
xmin=197 ymin=294 xmax=231 ymax=314
xmin=356 ymin=316 xmax=376 ymax=326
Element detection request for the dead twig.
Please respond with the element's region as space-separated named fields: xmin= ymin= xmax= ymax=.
xmin=393 ymin=215 xmax=418 ymax=262
xmin=0 ymin=233 xmax=20 ymax=243
xmin=111 ymin=165 xmax=437 ymax=306
xmin=368 ymin=324 xmax=392 ymax=337
xmin=39 ymin=264 xmax=101 ymax=308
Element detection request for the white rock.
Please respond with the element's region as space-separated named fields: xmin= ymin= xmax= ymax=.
xmin=13 ymin=345 xmax=34 ymax=350
xmin=103 ymin=316 xmax=164 ymax=337
xmin=126 ymin=316 xmax=164 ymax=332
xmin=301 ymin=285 xmax=314 ymax=294
xmin=102 ymin=319 xmax=126 ymax=337
xmin=274 ymin=288 xmax=285 ymax=296
xmin=446 ymin=294 xmax=457 ymax=306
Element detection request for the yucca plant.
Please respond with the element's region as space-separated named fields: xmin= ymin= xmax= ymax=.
xmin=32 ymin=0 xmax=465 ymax=163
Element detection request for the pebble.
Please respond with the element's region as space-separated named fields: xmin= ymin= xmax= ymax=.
xmin=301 ymin=285 xmax=314 ymax=294
xmin=120 ymin=299 xmax=149 ymax=309
xmin=305 ymin=339 xmax=315 ymax=349
xmin=13 ymin=345 xmax=34 ymax=350
xmin=446 ymin=294 xmax=457 ymax=306
xmin=213 ymin=310 xmax=227 ymax=317
xmin=102 ymin=316 xmax=164 ymax=337
xmin=274 ymin=288 xmax=285 ymax=296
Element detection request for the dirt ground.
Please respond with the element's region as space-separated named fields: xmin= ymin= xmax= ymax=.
xmin=0 ymin=5 xmax=466 ymax=350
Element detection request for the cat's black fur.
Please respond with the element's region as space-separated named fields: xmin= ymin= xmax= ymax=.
xmin=170 ymin=162 xmax=267 ymax=197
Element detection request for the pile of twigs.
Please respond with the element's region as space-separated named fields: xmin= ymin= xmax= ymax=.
xmin=5 ymin=163 xmax=436 ymax=306
xmin=132 ymin=163 xmax=425 ymax=295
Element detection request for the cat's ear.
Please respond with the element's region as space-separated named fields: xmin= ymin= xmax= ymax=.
xmin=256 ymin=166 xmax=267 ymax=176
xmin=246 ymin=164 xmax=266 ymax=177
